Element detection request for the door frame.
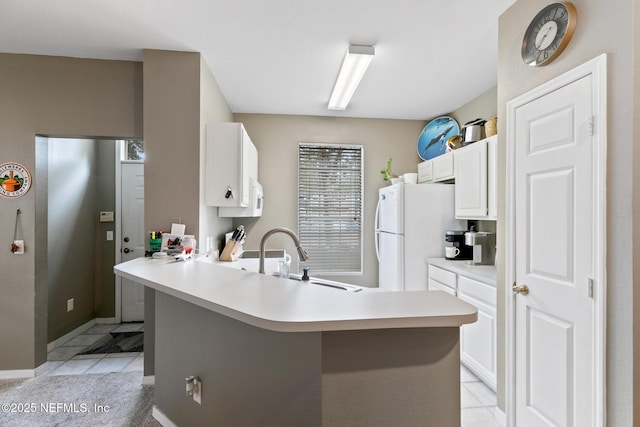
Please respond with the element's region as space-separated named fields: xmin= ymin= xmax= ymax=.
xmin=505 ymin=54 xmax=607 ymax=426
xmin=114 ymin=141 xmax=123 ymax=323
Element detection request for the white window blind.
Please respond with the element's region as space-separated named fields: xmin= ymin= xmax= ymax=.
xmin=298 ymin=143 xmax=363 ymax=274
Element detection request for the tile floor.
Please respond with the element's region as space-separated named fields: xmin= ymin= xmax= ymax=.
xmin=461 ymin=364 xmax=502 ymax=427
xmin=42 ymin=322 xmax=501 ymax=426
xmin=44 ymin=323 xmax=144 ymax=376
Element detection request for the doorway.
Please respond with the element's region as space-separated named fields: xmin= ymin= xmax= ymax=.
xmin=36 ymin=136 xmax=144 ymax=352
xmin=506 ymin=55 xmax=607 ymax=426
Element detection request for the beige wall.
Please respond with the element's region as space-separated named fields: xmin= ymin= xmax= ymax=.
xmin=634 ymin=0 xmax=640 ymax=421
xmin=232 ymin=114 xmax=427 ymax=287
xmin=498 ymin=0 xmax=636 ymax=422
xmin=450 ymin=86 xmax=498 ymax=130
xmin=0 ymin=54 xmax=142 ymax=370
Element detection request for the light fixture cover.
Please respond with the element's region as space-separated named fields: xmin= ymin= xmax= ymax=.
xmin=328 ymin=45 xmax=375 ymax=110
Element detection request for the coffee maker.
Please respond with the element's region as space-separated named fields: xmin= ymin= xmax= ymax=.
xmin=464 ymin=227 xmax=496 ymax=265
xmin=444 ymin=230 xmax=473 ymax=260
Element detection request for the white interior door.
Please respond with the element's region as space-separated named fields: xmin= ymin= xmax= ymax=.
xmin=121 ymin=162 xmax=145 ymax=322
xmin=510 ymin=69 xmax=602 ymax=426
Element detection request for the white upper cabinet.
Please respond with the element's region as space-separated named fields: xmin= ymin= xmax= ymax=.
xmin=206 ymin=122 xmax=258 ymax=207
xmin=454 ymin=135 xmax=497 ymax=220
xmin=418 ymin=151 xmax=454 ymax=183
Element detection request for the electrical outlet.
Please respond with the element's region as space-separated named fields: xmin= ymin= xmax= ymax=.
xmin=193 ymin=378 xmax=202 ymax=404
xmin=67 ymin=298 xmax=74 ymax=312
xmin=11 ymin=240 xmax=24 ymax=254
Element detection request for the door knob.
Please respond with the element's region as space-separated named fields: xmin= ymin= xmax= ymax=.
xmin=123 ymin=248 xmax=131 ymax=254
xmin=512 ymin=282 xmax=529 ymax=295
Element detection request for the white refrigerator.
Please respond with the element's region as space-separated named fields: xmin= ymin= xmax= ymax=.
xmin=375 ymin=183 xmax=464 ymax=291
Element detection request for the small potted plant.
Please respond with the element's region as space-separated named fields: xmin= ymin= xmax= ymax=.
xmin=380 ymin=158 xmax=399 ymax=183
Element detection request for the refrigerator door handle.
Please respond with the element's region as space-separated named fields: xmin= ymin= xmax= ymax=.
xmin=374 ymin=200 xmax=381 ymax=262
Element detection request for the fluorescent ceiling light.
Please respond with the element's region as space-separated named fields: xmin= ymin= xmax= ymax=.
xmin=328 ymin=45 xmax=375 ymax=111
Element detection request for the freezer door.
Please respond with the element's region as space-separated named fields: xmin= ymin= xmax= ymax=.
xmin=378 ymin=184 xmax=404 ymax=234
xmin=377 ymin=232 xmax=404 ymax=291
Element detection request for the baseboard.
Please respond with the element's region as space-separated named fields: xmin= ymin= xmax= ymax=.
xmin=47 ymin=318 xmax=97 ymax=352
xmin=0 ymin=360 xmax=51 ymax=379
xmin=142 ymin=375 xmax=155 ymax=385
xmin=96 ymin=317 xmax=118 ymax=325
xmin=35 ymin=361 xmax=49 ymax=377
xmin=493 ymin=406 xmax=507 ymax=426
xmin=152 ymin=406 xmax=178 ymax=427
xmin=0 ymin=369 xmax=36 ymax=379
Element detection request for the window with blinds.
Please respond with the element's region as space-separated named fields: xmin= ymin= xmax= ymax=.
xmin=298 ymin=143 xmax=363 ymax=274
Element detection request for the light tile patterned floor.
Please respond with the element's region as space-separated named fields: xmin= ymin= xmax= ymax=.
xmin=461 ymin=364 xmax=502 ymax=427
xmin=44 ymin=323 xmax=144 ymax=376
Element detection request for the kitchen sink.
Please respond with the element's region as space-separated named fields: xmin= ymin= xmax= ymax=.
xmin=279 ymin=273 xmax=363 ymax=292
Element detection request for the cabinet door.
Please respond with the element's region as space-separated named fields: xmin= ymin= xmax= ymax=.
xmin=432 ymin=152 xmax=454 ymax=181
xmin=454 ymin=140 xmax=488 ymax=219
xmin=206 ymin=123 xmax=257 ymax=208
xmin=417 ymin=160 xmax=433 ymax=183
xmin=458 ymin=275 xmax=497 ymax=390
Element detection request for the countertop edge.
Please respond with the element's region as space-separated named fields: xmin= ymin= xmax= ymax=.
xmin=427 ymin=258 xmax=497 ymax=285
xmin=115 ymin=258 xmax=478 ymax=333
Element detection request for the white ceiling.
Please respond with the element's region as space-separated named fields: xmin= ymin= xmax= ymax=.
xmin=0 ymin=0 xmax=517 ymax=120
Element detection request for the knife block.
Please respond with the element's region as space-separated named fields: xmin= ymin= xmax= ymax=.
xmin=219 ymin=240 xmax=241 ymax=262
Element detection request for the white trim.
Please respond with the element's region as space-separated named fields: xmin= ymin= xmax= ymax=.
xmin=115 ymin=141 xmax=123 ymax=324
xmin=46 ymin=318 xmax=96 ymax=352
xmin=152 ymin=406 xmax=179 ymax=427
xmin=505 ymin=54 xmax=607 ymax=427
xmin=0 ymin=362 xmax=48 ymax=379
xmin=0 ymin=369 xmax=36 ymax=379
xmin=142 ymin=375 xmax=155 ymax=385
xmin=34 ymin=362 xmax=49 ymax=377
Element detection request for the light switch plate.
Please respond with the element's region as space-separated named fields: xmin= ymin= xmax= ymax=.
xmin=12 ymin=240 xmax=24 ymax=254
xmin=106 ymin=231 xmax=114 ymax=241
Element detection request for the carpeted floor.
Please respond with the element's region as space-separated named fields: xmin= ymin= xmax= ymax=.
xmin=0 ymin=371 xmax=158 ymax=427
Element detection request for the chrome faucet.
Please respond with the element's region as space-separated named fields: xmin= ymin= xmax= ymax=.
xmin=258 ymin=227 xmax=308 ymax=274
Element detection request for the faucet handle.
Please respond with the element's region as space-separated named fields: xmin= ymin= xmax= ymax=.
xmin=301 ymin=266 xmax=310 ymax=282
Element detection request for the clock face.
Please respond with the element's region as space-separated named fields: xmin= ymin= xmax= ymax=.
xmin=521 ymin=2 xmax=577 ymax=66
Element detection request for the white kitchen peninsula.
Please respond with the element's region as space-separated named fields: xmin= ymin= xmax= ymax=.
xmin=115 ymin=258 xmax=477 ymax=427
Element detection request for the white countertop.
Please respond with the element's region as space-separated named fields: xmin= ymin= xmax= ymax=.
xmin=427 ymin=258 xmax=497 ymax=285
xmin=115 ymin=257 xmax=477 ymax=333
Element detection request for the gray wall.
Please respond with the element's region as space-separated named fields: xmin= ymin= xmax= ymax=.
xmin=96 ymin=140 xmax=117 ymax=318
xmin=232 ymin=114 xmax=427 ymax=287
xmin=0 ymin=54 xmax=142 ymax=370
xmin=45 ymin=137 xmax=118 ymax=342
xmin=142 ymin=50 xmax=233 ymax=376
xmin=47 ymin=138 xmax=99 ymax=342
xmin=498 ymin=0 xmax=637 ymax=422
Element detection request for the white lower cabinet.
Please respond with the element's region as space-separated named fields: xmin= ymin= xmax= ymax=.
xmin=458 ymin=276 xmax=497 ymax=391
xmin=427 ymin=261 xmax=497 ymax=391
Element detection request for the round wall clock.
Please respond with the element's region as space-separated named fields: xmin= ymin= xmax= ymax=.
xmin=521 ymin=2 xmax=577 ymax=67
xmin=0 ymin=162 xmax=32 ymax=198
